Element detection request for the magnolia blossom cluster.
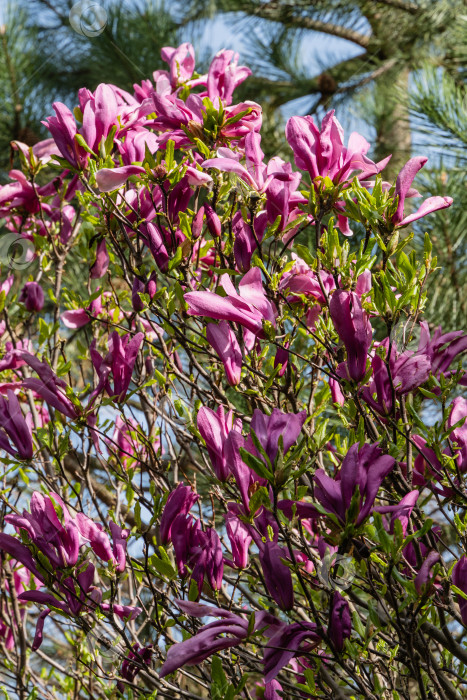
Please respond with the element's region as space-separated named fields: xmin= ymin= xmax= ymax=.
xmin=0 ymin=491 xmax=136 ymax=650
xmin=0 ymin=40 xmax=465 ymax=699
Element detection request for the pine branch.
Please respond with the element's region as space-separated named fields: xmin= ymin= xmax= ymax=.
xmin=373 ymin=0 xmax=420 ymax=14
xmin=246 ymin=3 xmax=371 ymax=49
xmin=410 ymin=66 xmax=467 ymax=154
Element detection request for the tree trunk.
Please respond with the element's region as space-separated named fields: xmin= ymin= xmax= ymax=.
xmin=373 ymin=68 xmax=411 ymax=181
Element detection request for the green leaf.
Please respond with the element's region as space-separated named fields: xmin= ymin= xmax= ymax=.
xmin=74 ymin=134 xmax=97 ymax=156
xmin=144 ymin=142 xmax=157 ymax=169
xmin=248 ymin=486 xmax=271 ymax=515
xmin=168 ymin=246 xmax=183 ymax=271
xmin=134 ymin=502 xmax=142 ymax=530
xmin=294 ymin=243 xmax=315 ymax=268
xmin=239 ymin=447 xmax=273 ymax=483
xmin=249 ymin=429 xmax=273 ymax=472
xmin=211 ymin=657 xmax=230 ymax=699
xmin=452 ymin=584 xmax=467 ymax=601
xmin=188 ymin=579 xmax=199 ymax=601
xmin=165 ymin=140 xmax=175 ymax=171
xmin=150 ymin=554 xmax=176 ymax=580
xmin=264 ymin=362 xmax=282 ymax=392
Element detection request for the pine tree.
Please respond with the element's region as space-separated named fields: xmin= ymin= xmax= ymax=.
xmin=179 ymin=0 xmax=461 ymax=177
xmin=0 ymin=0 xmax=179 ymax=174
xmin=408 ymin=47 xmax=467 ymax=330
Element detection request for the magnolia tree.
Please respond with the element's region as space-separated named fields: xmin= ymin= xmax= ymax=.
xmin=0 ymin=41 xmax=466 ymax=700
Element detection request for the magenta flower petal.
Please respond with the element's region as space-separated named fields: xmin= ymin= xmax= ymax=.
xmin=95 ymin=165 xmax=145 ymax=192
xmin=393 ymin=156 xmax=427 ymax=224
xmin=160 ymin=483 xmax=199 ymax=544
xmin=61 ymin=309 xmax=90 ymax=328
xmin=206 ymin=322 xmax=242 ymax=386
xmin=398 ymin=196 xmax=453 ymax=227
xmin=90 ymin=240 xmax=109 ymax=279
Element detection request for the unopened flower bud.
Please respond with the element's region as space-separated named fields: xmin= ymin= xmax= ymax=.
xmin=146 ymin=272 xmax=157 ymax=299
xmin=19 ymin=282 xmax=44 ymax=312
xmin=145 ymin=356 xmax=154 ymax=375
xmin=90 ymin=240 xmax=109 ymax=279
xmin=205 ymin=205 xmax=221 ymax=238
xmin=172 ymin=351 xmax=183 ymax=373
xmin=187 ymin=120 xmax=205 ymax=141
xmin=153 ymin=163 xmax=168 ymax=180
xmin=132 ymin=277 xmax=145 ymax=312
xmin=192 ymin=206 xmax=204 ymax=239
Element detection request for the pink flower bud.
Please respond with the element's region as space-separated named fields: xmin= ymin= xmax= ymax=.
xmin=90 ymin=240 xmax=109 ymax=279
xmin=205 ymin=205 xmax=222 ymax=237
xmin=19 ymin=282 xmax=44 ymax=312
xmin=147 ymin=272 xmax=157 ymax=299
xmin=192 ymin=205 xmax=205 ymax=239
xmin=132 ymin=277 xmax=145 ymax=312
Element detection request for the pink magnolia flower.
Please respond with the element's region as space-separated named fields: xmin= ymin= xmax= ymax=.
xmin=225 ymin=506 xmax=252 ymax=569
xmin=286 ymin=110 xmax=390 ymax=185
xmin=0 ymin=169 xmax=54 ymax=216
xmin=281 ymin=443 xmax=395 ymax=529
xmin=61 ymin=292 xmax=106 ymax=329
xmin=330 ymin=289 xmax=373 ymax=382
xmin=0 ymin=275 xmax=14 ymax=297
xmin=207 ymin=49 xmax=251 ymax=105
xmin=362 ymin=344 xmax=431 ymax=417
xmin=19 ymin=560 xmax=141 ymax=650
xmin=232 ymin=211 xmax=260 ymax=273
xmin=160 ymin=42 xmax=196 ymax=90
xmin=0 ymin=339 xmax=32 ymax=371
xmin=185 ymin=267 xmax=277 ymax=339
xmin=11 ymin=137 xmax=59 ymax=166
xmin=167 ymin=512 xmax=223 ymax=595
xmin=80 ymin=83 xmax=122 ymax=153
xmin=314 ymin=443 xmax=395 ymax=527
xmin=148 ymin=91 xmax=262 ymax=147
xmin=21 ymin=352 xmax=79 ymax=419
xmin=0 ymin=390 xmax=33 ymax=460
xmin=417 ymin=321 xmax=467 ymax=379
xmin=95 ymin=164 xmax=146 ymax=192
xmin=375 ymin=490 xmax=420 ymax=537
xmin=202 ymin=132 xmax=272 ymax=192
xmin=197 ymin=405 xmax=242 ymax=480
xmin=263 ymin=621 xmax=320 ymax=683
xmin=159 ymin=600 xmax=278 ymax=678
xmin=414 ymin=550 xmax=440 ymax=595
xmin=75 ymin=513 xmax=113 ymax=563
xmin=221 ymin=101 xmax=262 ymax=138
xmin=249 ymin=407 xmax=307 ymax=466
xmin=109 ymin=521 xmax=129 ymax=573
xmin=43 ymin=103 xmax=89 ymax=170
xmin=160 ymin=483 xmax=199 ymax=544
xmin=117 ymin=128 xmax=159 ymax=165
xmin=5 ymin=491 xmax=80 ymax=570
xmin=279 ymin=253 xmax=336 ymax=305
xmin=259 ymin=540 xmax=294 ymax=611
xmin=89 ymin=331 xmax=144 ymax=404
